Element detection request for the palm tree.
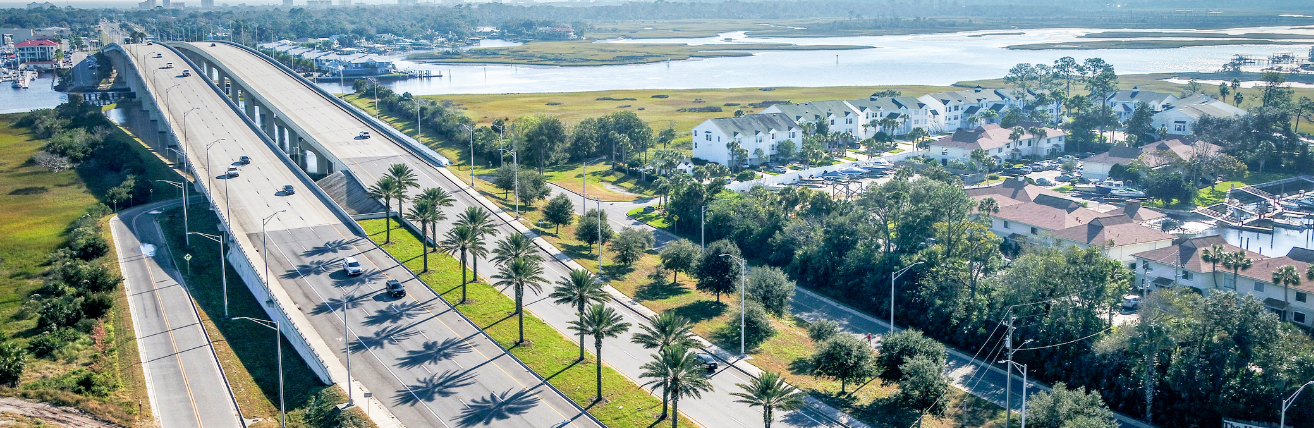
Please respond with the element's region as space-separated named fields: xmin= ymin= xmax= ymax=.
xmin=979 ymin=108 xmax=999 ymax=125
xmin=493 ymin=233 xmax=543 ymax=266
xmin=415 ymin=187 xmax=454 ymax=251
xmin=405 ymin=200 xmax=441 ymax=272
xmin=439 ymin=224 xmax=477 ymax=303
xmin=1222 ymin=250 xmax=1253 ymax=291
xmin=640 ymin=345 xmax=714 ymax=427
xmin=632 ymin=312 xmax=698 ymax=352
xmin=731 ymin=371 xmax=807 ymax=428
xmin=494 ymin=256 xmax=548 ymax=345
xmin=570 ymin=304 xmax=631 ymax=402
xmin=1273 ymin=265 xmax=1301 ymax=322
xmin=549 ymin=269 xmax=610 ymax=361
xmin=877 ymin=117 xmax=899 ymax=135
xmin=1201 ymin=244 xmax=1227 ymax=289
xmin=386 ymin=163 xmax=420 ymax=236
xmin=366 ymin=176 xmax=403 ymax=244
xmin=455 ymin=207 xmax=497 ymax=289
xmin=1307 ymin=264 xmax=1314 ymax=283
xmin=1008 ymin=127 xmax=1025 ymax=161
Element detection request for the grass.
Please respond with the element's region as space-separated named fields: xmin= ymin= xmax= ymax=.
xmin=157 ymin=204 xmax=372 ymax=428
xmin=358 ymin=218 xmax=694 ymax=428
xmin=627 ymin=207 xmax=670 ymax=229
xmin=411 ymin=40 xmax=872 ymax=66
xmin=1194 ymin=172 xmax=1293 ymax=207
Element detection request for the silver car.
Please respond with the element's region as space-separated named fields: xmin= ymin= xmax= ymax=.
xmin=342 ymin=257 xmax=363 ymax=276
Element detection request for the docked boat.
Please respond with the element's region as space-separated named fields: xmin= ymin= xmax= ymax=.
xmin=1110 ymin=187 xmax=1146 ymax=198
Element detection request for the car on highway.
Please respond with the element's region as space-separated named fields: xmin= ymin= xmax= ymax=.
xmin=153 ymin=52 xmax=162 ymax=58
xmin=385 ymin=279 xmax=406 ymax=298
xmin=164 ymin=62 xmax=173 ymax=69
xmin=282 ymin=184 xmax=295 ymax=195
xmin=239 ymin=155 xmax=251 ymax=165
xmin=358 ymin=131 xmax=371 ymax=139
xmin=181 ymin=69 xmax=191 ymax=77
xmin=694 ymin=353 xmax=718 ymax=373
xmin=226 ymin=166 xmax=239 ymax=177
xmin=342 ymin=257 xmax=363 ymax=276
xmin=210 ymin=43 xmax=217 ymax=47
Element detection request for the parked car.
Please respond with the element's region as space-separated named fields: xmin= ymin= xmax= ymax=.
xmin=1028 ymin=162 xmax=1047 ymax=172
xmin=1036 ymin=177 xmax=1054 ymax=186
xmin=342 ymin=257 xmax=363 ymax=276
xmin=358 ymin=131 xmax=371 ymax=139
xmin=694 ymin=353 xmax=718 ymax=373
xmin=226 ymin=166 xmax=239 ymax=177
xmin=1056 ymin=174 xmax=1072 ymax=182
xmin=771 ymin=165 xmax=788 ymax=173
xmin=239 ymin=155 xmax=251 ymax=165
xmin=386 ymin=279 xmax=406 ymax=298
xmin=1003 ymin=166 xmax=1032 ymax=176
xmin=282 ymin=184 xmax=295 ymax=195
xmin=1122 ymin=294 xmax=1142 ymax=310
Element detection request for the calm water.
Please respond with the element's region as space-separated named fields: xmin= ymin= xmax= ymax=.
xmin=1220 ymin=226 xmax=1314 ymax=257
xmin=0 ymin=74 xmax=66 ymax=114
xmin=316 ymin=26 xmax=1314 ymax=96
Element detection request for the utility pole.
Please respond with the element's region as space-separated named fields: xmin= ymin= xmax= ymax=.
xmin=1004 ymin=317 xmax=1032 ymax=428
xmin=700 ymin=205 xmax=706 ymax=249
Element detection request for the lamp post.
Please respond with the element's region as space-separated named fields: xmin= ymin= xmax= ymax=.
xmin=461 ymin=123 xmax=475 ymax=186
xmin=234 ymin=316 xmax=284 ymax=428
xmin=597 ymin=198 xmax=603 ymax=273
xmin=342 ymin=279 xmax=371 ymax=408
xmin=1000 ymin=359 xmax=1029 ymax=428
xmin=719 ymin=253 xmax=748 ymax=358
xmin=188 ymin=232 xmax=228 ymax=318
xmin=500 ymin=147 xmax=520 ymax=219
xmin=205 ymin=138 xmax=227 ymax=199
xmin=261 ymin=210 xmax=286 ymax=298
xmin=1282 ymin=380 xmax=1314 ymax=428
xmin=155 ymin=179 xmax=190 ymax=246
xmin=890 ymin=261 xmax=924 ymax=328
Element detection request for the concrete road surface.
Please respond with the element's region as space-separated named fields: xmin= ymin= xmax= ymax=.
xmin=111 ymin=200 xmax=244 ymax=428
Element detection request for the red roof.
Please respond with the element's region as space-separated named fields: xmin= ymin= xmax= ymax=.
xmin=16 ymin=40 xmax=57 ymax=47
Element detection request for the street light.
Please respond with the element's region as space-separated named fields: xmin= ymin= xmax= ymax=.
xmin=719 ymin=253 xmax=748 ymax=358
xmin=499 ymin=148 xmax=520 ymax=219
xmin=342 ymin=279 xmax=371 ymax=408
xmin=155 ymin=179 xmax=189 ymax=247
xmin=1000 ymin=359 xmax=1029 ymax=428
xmin=1282 ymin=380 xmax=1314 ymax=428
xmin=188 ymin=231 xmax=229 ymax=319
xmin=461 ymin=123 xmax=475 ymax=186
xmin=261 ymin=210 xmax=286 ymax=298
xmin=234 ymin=316 xmax=285 ymax=428
xmin=206 ymin=138 xmax=227 ymax=199
xmin=890 ymin=261 xmax=924 ymax=328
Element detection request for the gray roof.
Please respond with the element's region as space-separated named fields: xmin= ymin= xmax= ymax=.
xmin=1106 ymin=88 xmax=1175 ymax=104
xmin=709 ymin=113 xmax=798 ymax=138
xmin=1168 ymin=100 xmax=1246 ymax=120
xmin=846 ymin=96 xmax=926 ymax=113
xmin=769 ymin=100 xmax=855 ymax=122
xmin=925 ymin=88 xmax=1011 ymax=105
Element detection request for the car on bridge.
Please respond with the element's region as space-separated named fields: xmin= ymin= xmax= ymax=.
xmin=281 ymin=184 xmax=295 ymax=195
xmin=181 ymin=69 xmax=191 ymax=77
xmin=226 ymin=166 xmax=239 ymax=177
xmin=386 ymin=279 xmax=406 ymax=298
xmin=358 ymin=131 xmax=371 ymax=139
xmin=342 ymin=257 xmax=363 ymax=276
xmin=238 ymin=155 xmax=251 ymax=165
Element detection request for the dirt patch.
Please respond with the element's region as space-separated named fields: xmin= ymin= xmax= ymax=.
xmin=0 ymin=398 xmax=118 ymax=428
xmin=7 ymin=187 xmax=48 ymax=195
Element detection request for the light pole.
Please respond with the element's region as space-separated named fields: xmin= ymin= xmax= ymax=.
xmin=1004 ymin=329 xmax=1033 ymax=428
xmin=205 ymin=138 xmax=227 ymax=199
xmin=342 ymin=279 xmax=371 ymax=408
xmin=461 ymin=123 xmax=475 ymax=186
xmin=1000 ymin=359 xmax=1029 ymax=428
xmin=188 ymin=231 xmax=229 ymax=318
xmin=597 ymin=198 xmax=603 ymax=273
xmin=155 ymin=179 xmax=189 ymax=246
xmin=501 ymin=147 xmax=520 ymax=219
xmin=1282 ymin=380 xmax=1314 ymax=428
xmin=719 ymin=253 xmax=748 ymax=358
xmin=261 ymin=210 xmax=286 ymax=297
xmin=890 ymin=261 xmax=924 ymax=328
xmin=234 ymin=316 xmax=284 ymax=428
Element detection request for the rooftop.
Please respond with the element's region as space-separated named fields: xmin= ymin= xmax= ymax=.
xmin=1051 ymin=214 xmax=1174 ymax=247
xmin=937 ymin=123 xmax=1065 ymax=151
xmin=707 ymin=113 xmax=798 ymax=138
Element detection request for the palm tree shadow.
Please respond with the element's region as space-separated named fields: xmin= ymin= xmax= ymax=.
xmin=334 ymin=269 xmax=386 ymax=288
xmin=282 ymin=259 xmax=337 ymax=279
xmin=311 ymin=292 xmax=374 ymax=316
xmin=780 ymin=410 xmax=827 ymax=427
xmin=349 ymin=324 xmax=420 ymax=353
xmin=397 ymin=338 xmax=473 ymax=369
xmin=457 ymin=390 xmax=541 ymax=427
xmin=302 ymin=239 xmax=355 ymax=257
xmin=364 ymin=301 xmax=425 ymax=326
xmin=394 ymin=370 xmax=477 ymax=406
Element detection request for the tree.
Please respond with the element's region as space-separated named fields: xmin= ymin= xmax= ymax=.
xmin=494 ymin=257 xmax=547 ymax=345
xmin=1234 ymin=92 xmax=1245 ymax=107
xmin=542 ymin=194 xmax=576 ymax=234
xmin=1221 ymin=250 xmax=1252 ymax=291
xmin=1025 ymin=383 xmax=1119 ymax=428
xmin=106 ymin=174 xmax=136 ymax=211
xmin=550 ymin=269 xmax=609 ymax=361
xmin=366 ymin=176 xmax=404 ymax=243
xmin=640 ymin=345 xmax=714 ymax=427
xmin=896 ymin=356 xmax=951 ymax=415
xmin=1294 ymin=96 xmax=1314 ymax=135
xmin=0 ymin=342 xmax=24 ymax=387
xmin=730 ymin=300 xmax=777 ymax=350
xmin=1272 ymin=264 xmax=1300 ymax=321
xmin=575 ymin=209 xmax=614 ymax=255
xmin=494 ymin=165 xmax=518 ymax=199
xmin=775 ymin=139 xmax=796 ymax=163
xmin=1126 ymin=102 xmax=1155 ymax=143
xmin=1200 ymin=244 xmax=1227 ymax=290
xmin=455 ymin=207 xmax=496 ymax=290
xmin=806 ymin=319 xmax=841 ymax=343
xmin=696 ymin=240 xmax=743 ymax=303
xmin=747 ymin=266 xmax=794 ymax=317
xmin=386 ymin=163 xmax=420 ymax=232
xmin=730 ymin=370 xmax=806 ymax=428
xmin=570 ymin=304 xmax=631 ymax=402
xmin=1008 ymin=127 xmax=1025 ymax=160
xmin=415 ymin=187 xmax=454 ymax=248
xmin=1261 ymin=71 xmax=1293 ymax=109
xmin=811 ymin=334 xmax=877 ymax=394
xmin=876 ymin=329 xmax=946 ymax=382
xmin=1218 ymin=82 xmax=1230 ymax=100
xmin=633 ymin=312 xmax=698 ymax=352
xmin=439 ymin=225 xmax=479 ymax=303
xmin=659 ymin=239 xmax=701 ymax=284
xmin=404 ymin=200 xmax=441 ymax=272
xmin=611 ymin=227 xmax=654 ymax=267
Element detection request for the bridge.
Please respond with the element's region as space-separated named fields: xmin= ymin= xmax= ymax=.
xmin=103 ymin=42 xmax=601 ymax=428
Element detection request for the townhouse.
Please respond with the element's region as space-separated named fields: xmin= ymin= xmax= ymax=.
xmin=1152 ymin=94 xmax=1247 ymax=135
xmin=1133 ymin=237 xmax=1314 ymax=327
xmin=844 ymin=96 xmax=932 ymax=137
xmin=1081 ymin=137 xmax=1220 ymax=180
xmin=927 ymin=123 xmax=1066 ymax=166
xmin=691 ymin=113 xmax=802 ymax=166
xmin=1104 ymin=87 xmax=1178 ymax=122
xmin=763 ymin=100 xmax=863 ymax=137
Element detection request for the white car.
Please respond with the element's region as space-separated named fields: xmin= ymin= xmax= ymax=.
xmin=1122 ymin=294 xmax=1141 ymax=310
xmin=358 ymin=131 xmax=371 ymax=139
xmin=342 ymin=257 xmax=363 ymax=276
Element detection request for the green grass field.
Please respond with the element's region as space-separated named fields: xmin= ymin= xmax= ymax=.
xmin=359 ymin=218 xmax=693 ymax=428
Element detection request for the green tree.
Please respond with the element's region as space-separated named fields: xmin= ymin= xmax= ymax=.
xmin=696 ymin=240 xmax=743 ymax=303
xmin=640 ymin=345 xmax=714 ymax=427
xmin=896 ymin=356 xmax=950 ymax=415
xmin=455 ymin=206 xmax=496 ymax=289
xmin=730 ymin=300 xmax=777 ymax=350
xmin=1126 ymin=102 xmax=1155 ymax=143
xmin=730 ymin=370 xmax=806 ymax=428
xmin=610 ymin=227 xmax=654 ymax=267
xmin=494 ymin=257 xmax=547 ymax=345
xmin=659 ymin=239 xmax=701 ymax=284
xmin=1200 ymin=244 xmax=1227 ymax=290
xmin=492 ymin=233 xmax=543 ymax=267
xmin=550 ymin=269 xmax=609 ymax=360
xmin=1221 ymin=250 xmax=1252 ymax=291
xmin=404 ymin=200 xmax=441 ymax=272
xmin=775 ymin=139 xmax=796 ymax=163
xmin=575 ymin=209 xmax=614 ymax=255
xmin=1026 ymin=383 xmax=1119 ymax=428
xmin=633 ymin=312 xmax=698 ymax=352
xmin=415 ymin=187 xmax=454 ymax=247
xmin=570 ymin=304 xmax=631 ymax=402
xmin=876 ymin=329 xmax=946 ymax=382
xmin=366 ymin=176 xmax=404 ymax=244
xmin=1272 ymin=264 xmax=1300 ymax=321
xmin=811 ymin=334 xmax=877 ymax=394
xmin=542 ymin=194 xmax=576 ymax=234
xmin=746 ymin=266 xmax=794 ymax=317
xmin=0 ymin=341 xmax=25 ymax=387
xmin=386 ymin=163 xmax=419 ymax=226
xmin=806 ymin=319 xmax=840 ymax=343
xmin=438 ymin=225 xmax=479 ymax=303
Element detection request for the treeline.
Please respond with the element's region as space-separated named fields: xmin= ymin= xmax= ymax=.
xmin=655 ymin=168 xmax=1314 ymax=427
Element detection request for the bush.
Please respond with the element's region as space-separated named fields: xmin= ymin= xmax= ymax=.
xmin=36 ymin=296 xmax=85 ymax=332
xmin=806 ymin=319 xmax=841 ymax=343
xmin=877 ymin=329 xmax=946 ymax=382
xmin=29 ymin=328 xmax=82 ymax=358
xmin=987 ymin=173 xmax=1001 ymax=180
xmin=0 ymin=342 xmax=26 ymax=387
xmin=725 ymin=300 xmax=776 ymax=350
xmin=735 ymin=170 xmax=756 ymax=182
xmin=80 ymin=293 xmax=113 ymax=320
xmin=67 ymin=225 xmax=109 ymax=261
xmin=53 ymin=259 xmax=121 ymax=294
xmin=896 ymin=356 xmax=950 ymax=415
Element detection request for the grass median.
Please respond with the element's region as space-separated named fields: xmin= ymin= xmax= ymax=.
xmin=358 ymin=218 xmax=694 ymax=428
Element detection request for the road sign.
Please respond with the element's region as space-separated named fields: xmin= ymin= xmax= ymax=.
xmin=183 ymin=253 xmax=192 ymax=261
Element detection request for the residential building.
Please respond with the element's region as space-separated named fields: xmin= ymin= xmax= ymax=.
xmin=1104 ymin=87 xmax=1178 ymax=122
xmin=15 ymin=39 xmax=57 ymax=64
xmin=138 ymin=0 xmax=155 ymax=8
xmin=844 ymin=96 xmax=931 ymax=137
xmin=1133 ymin=237 xmax=1314 ymax=326
xmin=1153 ymin=94 xmax=1247 ymax=135
xmin=927 ymin=123 xmax=1065 ymax=165
xmin=691 ymin=113 xmax=802 ymax=166
xmin=763 ymin=100 xmax=862 ymax=138
xmin=1081 ymin=137 xmax=1220 ymax=180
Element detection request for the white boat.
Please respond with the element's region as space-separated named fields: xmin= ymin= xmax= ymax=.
xmin=1110 ymin=188 xmax=1146 ymax=198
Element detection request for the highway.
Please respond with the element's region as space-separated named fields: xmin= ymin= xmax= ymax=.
xmin=120 ymin=43 xmax=599 ymax=428
xmin=110 ymin=200 xmax=244 ymax=428
xmin=189 ymin=41 xmax=853 ymax=428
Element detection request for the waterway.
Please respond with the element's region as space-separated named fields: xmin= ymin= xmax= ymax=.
xmin=315 ymin=26 xmax=1314 ymax=96
xmin=0 ymin=74 xmax=66 ymax=114
xmin=1219 ymin=225 xmax=1314 ymax=257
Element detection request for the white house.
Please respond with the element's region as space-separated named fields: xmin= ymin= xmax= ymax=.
xmin=918 ymin=87 xmax=1032 ymax=132
xmin=15 ymin=39 xmax=56 ymax=64
xmin=692 ymin=113 xmax=802 ymax=166
xmin=762 ymin=100 xmax=862 ymax=137
xmin=844 ymin=96 xmax=931 ymax=136
xmin=1105 ymin=87 xmax=1178 ymax=122
xmin=927 ymin=123 xmax=1065 ymax=165
xmin=1153 ymin=94 xmax=1247 ymax=135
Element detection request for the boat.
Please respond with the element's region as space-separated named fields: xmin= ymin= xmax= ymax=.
xmin=1110 ymin=188 xmax=1146 ymax=198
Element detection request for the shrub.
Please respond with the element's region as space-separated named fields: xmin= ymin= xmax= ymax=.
xmin=896 ymin=356 xmax=950 ymax=415
xmin=29 ymin=328 xmax=82 ymax=358
xmin=80 ymin=293 xmax=113 ymax=320
xmin=0 ymin=342 xmax=26 ymax=387
xmin=877 ymin=329 xmax=946 ymax=382
xmin=36 ymin=296 xmax=85 ymax=332
xmin=53 ymin=259 xmax=121 ymax=294
xmin=68 ymin=226 xmax=109 ymax=261
xmin=806 ymin=319 xmax=841 ymax=343
xmin=735 ymin=170 xmax=756 ymax=182
xmin=724 ymin=300 xmax=776 ymax=350
xmin=987 ymin=173 xmax=1001 ymax=180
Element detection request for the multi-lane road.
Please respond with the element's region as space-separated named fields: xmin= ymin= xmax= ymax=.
xmin=120 ymin=42 xmax=599 ymax=428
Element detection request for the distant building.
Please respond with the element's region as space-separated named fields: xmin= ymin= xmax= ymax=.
xmin=1153 ymin=94 xmax=1247 ymax=135
xmin=692 ymin=113 xmax=802 ymax=166
xmin=201 ymin=0 xmax=214 ymax=7
xmin=307 ymin=0 xmax=330 ymax=6
xmin=15 ymin=39 xmax=58 ymax=63
xmin=1105 ymin=87 xmax=1179 ymax=122
xmin=138 ymin=0 xmax=155 ymax=8
xmin=338 ymin=0 xmax=351 ymax=6
xmin=1081 ymin=137 xmax=1221 ymax=180
xmin=27 ymin=2 xmax=56 ymax=8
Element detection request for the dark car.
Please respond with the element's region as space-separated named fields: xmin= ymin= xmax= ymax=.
xmin=239 ymin=155 xmax=251 ymax=165
xmin=694 ymin=353 xmax=718 ymax=373
xmin=385 ymin=279 xmax=406 ymax=298
xmin=1002 ymin=166 xmax=1032 ymax=176
xmin=210 ymin=43 xmax=216 ymax=47
xmin=282 ymin=184 xmax=295 ymax=195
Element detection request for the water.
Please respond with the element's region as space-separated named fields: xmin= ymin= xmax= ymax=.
xmin=0 ymin=74 xmax=66 ymax=114
xmin=1218 ymin=226 xmax=1314 ymax=257
xmin=318 ymin=26 xmax=1314 ymax=96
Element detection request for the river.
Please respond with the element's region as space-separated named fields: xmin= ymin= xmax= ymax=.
xmin=0 ymin=74 xmax=66 ymax=114
xmin=314 ymin=26 xmax=1314 ymax=96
